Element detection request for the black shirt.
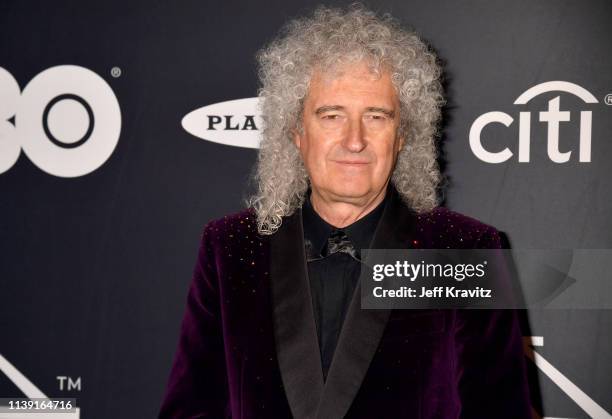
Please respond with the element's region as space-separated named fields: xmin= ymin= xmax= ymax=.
xmin=302 ymin=190 xmax=388 ymax=380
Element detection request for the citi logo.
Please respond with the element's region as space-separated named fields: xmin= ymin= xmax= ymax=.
xmin=182 ymin=97 xmax=261 ymax=149
xmin=469 ymin=81 xmax=597 ymax=163
xmin=0 ymin=65 xmax=121 ymax=177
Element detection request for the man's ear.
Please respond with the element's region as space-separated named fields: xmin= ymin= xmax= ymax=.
xmin=292 ymin=128 xmax=302 ymax=149
xmin=398 ymin=136 xmax=406 ymax=152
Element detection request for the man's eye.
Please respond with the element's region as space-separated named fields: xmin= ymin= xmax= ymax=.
xmin=366 ymin=114 xmax=385 ymax=120
xmin=322 ymin=114 xmax=340 ymax=120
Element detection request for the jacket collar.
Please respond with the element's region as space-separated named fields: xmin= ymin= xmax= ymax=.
xmin=269 ymin=183 xmax=418 ymax=419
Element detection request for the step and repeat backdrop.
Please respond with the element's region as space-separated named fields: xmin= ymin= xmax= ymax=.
xmin=1 ymin=0 xmax=611 ymax=418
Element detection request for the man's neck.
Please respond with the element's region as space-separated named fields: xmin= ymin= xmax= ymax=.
xmin=309 ymin=184 xmax=389 ymax=228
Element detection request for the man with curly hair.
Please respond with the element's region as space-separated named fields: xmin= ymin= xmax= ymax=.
xmin=159 ymin=5 xmax=532 ymax=418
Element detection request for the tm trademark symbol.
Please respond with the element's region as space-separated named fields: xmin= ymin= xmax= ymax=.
xmin=605 ymin=93 xmax=612 ymax=105
xmin=110 ymin=66 xmax=122 ymax=78
xmin=57 ymin=376 xmax=82 ymax=391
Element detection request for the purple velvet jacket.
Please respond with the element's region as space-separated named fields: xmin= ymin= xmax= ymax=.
xmin=159 ymin=186 xmax=532 ymax=418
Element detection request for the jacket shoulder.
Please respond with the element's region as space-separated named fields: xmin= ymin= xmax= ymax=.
xmin=415 ymin=207 xmax=502 ymax=249
xmin=200 ymin=207 xmax=259 ymax=245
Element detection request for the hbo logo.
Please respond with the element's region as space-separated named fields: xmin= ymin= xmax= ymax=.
xmin=0 ymin=65 xmax=121 ymax=177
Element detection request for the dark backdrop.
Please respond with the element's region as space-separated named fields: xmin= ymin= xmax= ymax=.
xmin=1 ymin=1 xmax=611 ymax=417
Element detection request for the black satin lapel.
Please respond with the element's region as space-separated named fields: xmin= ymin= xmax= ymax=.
xmin=270 ymin=208 xmax=324 ymax=419
xmin=315 ymin=186 xmax=417 ymax=419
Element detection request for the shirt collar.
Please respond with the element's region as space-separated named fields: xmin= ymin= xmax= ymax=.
xmin=302 ymin=185 xmax=390 ymax=259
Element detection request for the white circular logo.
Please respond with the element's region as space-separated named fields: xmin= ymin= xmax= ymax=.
xmin=0 ymin=65 xmax=121 ymax=177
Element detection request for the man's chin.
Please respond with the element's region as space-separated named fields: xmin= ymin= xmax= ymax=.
xmin=326 ymin=185 xmax=376 ymax=202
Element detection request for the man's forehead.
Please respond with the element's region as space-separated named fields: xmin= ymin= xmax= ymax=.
xmin=310 ymin=60 xmax=389 ymax=84
xmin=305 ymin=61 xmax=399 ymax=109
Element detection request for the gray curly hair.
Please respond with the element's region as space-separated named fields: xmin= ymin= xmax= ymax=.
xmin=246 ymin=4 xmax=445 ymax=235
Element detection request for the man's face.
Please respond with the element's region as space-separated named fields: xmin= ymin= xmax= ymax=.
xmin=294 ymin=61 xmax=404 ymax=205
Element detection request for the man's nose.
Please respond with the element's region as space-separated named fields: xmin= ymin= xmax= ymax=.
xmin=341 ymin=117 xmax=367 ymax=152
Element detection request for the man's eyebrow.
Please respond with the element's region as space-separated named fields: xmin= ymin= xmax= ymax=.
xmin=314 ymin=105 xmax=396 ymax=118
xmin=365 ymin=107 xmax=395 ymax=118
xmin=315 ymin=105 xmax=344 ymax=115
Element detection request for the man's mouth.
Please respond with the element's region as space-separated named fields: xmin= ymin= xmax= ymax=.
xmin=334 ymin=160 xmax=370 ymax=165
